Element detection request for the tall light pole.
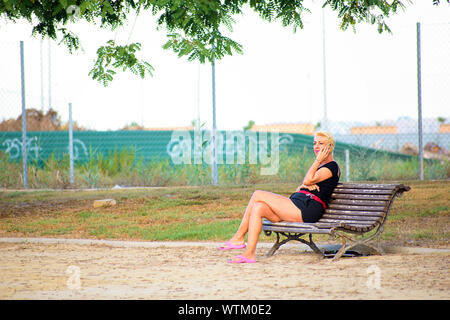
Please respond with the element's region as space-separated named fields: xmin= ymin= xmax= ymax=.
xmin=197 ymin=62 xmax=201 ymax=130
xmin=40 ymin=39 xmax=44 ymax=112
xmin=20 ymin=41 xmax=28 ymax=188
xmin=48 ymin=39 xmax=52 ymax=110
xmin=416 ymin=22 xmax=423 ymax=180
xmin=211 ymin=56 xmax=218 ymax=185
xmin=322 ymin=8 xmax=328 ymax=131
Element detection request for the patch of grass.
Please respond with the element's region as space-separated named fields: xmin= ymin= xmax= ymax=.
xmin=139 ymin=219 xmax=242 ymax=241
xmin=6 ymin=224 xmax=39 ymax=234
xmin=87 ymin=225 xmax=117 ymax=239
xmin=78 ymin=211 xmax=102 ymax=221
xmin=3 ymin=191 xmax=25 ymax=199
xmin=380 ymin=230 xmax=397 ymax=241
xmin=417 ymin=206 xmax=449 ymax=218
xmin=411 ymin=230 xmax=434 ymax=240
xmin=409 ymin=229 xmax=450 ymax=241
xmin=34 ymin=218 xmax=60 ymax=226
xmin=40 ymin=226 xmax=75 ymax=236
xmin=145 ymin=198 xmax=206 ymax=210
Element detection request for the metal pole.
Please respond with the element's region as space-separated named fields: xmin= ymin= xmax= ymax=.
xmin=345 ymin=149 xmax=350 ymax=182
xmin=416 ymin=22 xmax=424 ymax=180
xmin=140 ymin=80 xmax=144 ymax=127
xmin=211 ymin=57 xmax=218 ymax=185
xmin=40 ymin=38 xmax=44 ymax=112
xmin=48 ymin=39 xmax=52 ymax=110
xmin=20 ymin=41 xmax=28 ymax=188
xmin=322 ymin=8 xmax=328 ymax=131
xmin=69 ymin=103 xmax=74 ymax=186
xmin=197 ymin=62 xmax=201 ymax=130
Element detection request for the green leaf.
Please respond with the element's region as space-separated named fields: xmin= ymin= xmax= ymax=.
xmin=89 ymin=40 xmax=154 ymax=86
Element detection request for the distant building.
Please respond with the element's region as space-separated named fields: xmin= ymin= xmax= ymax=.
xmin=144 ymin=126 xmax=194 ymax=131
xmin=440 ymin=124 xmax=450 ymax=133
xmin=350 ymin=126 xmax=398 ymax=135
xmin=251 ymin=123 xmax=315 ymax=135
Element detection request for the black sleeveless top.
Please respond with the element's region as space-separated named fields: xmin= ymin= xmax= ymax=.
xmin=299 ymin=160 xmax=340 ymax=204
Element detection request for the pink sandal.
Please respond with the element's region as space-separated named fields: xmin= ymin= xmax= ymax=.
xmin=227 ymin=255 xmax=256 ymax=264
xmin=218 ymin=241 xmax=246 ymax=251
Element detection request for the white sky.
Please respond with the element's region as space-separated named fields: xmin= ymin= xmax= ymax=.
xmin=0 ymin=1 xmax=449 ymax=131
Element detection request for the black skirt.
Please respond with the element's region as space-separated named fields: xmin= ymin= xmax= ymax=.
xmin=289 ymin=192 xmax=324 ymax=223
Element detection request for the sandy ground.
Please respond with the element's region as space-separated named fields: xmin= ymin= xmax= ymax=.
xmin=0 ymin=238 xmax=449 ymax=300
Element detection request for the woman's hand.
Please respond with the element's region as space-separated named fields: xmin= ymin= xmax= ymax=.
xmin=297 ymin=184 xmax=320 ymax=192
xmin=316 ymin=144 xmax=332 ymax=163
xmin=302 ymin=141 xmax=334 ymax=186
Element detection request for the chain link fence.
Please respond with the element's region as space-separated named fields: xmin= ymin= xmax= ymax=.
xmin=1 ymin=22 xmax=449 ymax=189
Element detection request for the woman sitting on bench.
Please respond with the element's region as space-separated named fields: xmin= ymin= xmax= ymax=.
xmin=220 ymin=131 xmax=341 ymax=263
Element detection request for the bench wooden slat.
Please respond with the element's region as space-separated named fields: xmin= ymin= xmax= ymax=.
xmin=262 ymin=220 xmax=312 ymax=228
xmin=339 ymin=222 xmax=378 ymax=230
xmin=322 ymin=214 xmax=383 ymax=221
xmin=263 ymin=220 xmax=330 ymax=228
xmin=341 ymin=223 xmax=376 ymax=227
xmin=331 ymin=199 xmax=388 ymax=206
xmin=263 ymin=220 xmax=337 ymax=230
xmin=333 ymin=188 xmax=394 ymax=195
xmin=320 ymin=218 xmax=380 ymax=225
xmin=264 ymin=225 xmax=333 ymax=234
xmin=324 ymin=209 xmax=385 ymax=216
xmin=335 ymin=183 xmax=399 ymax=189
xmin=328 ymin=203 xmax=386 ymax=212
xmin=340 ymin=225 xmax=374 ymax=232
xmin=331 ymin=193 xmax=392 ymax=200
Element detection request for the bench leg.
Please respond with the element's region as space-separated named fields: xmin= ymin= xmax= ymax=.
xmin=331 ymin=231 xmax=385 ymax=261
xmin=266 ymin=232 xmax=286 ymax=257
xmin=305 ymin=233 xmax=322 ymax=255
xmin=266 ymin=232 xmax=323 ymax=257
xmin=332 ymin=237 xmax=347 ymax=261
xmin=332 ymin=242 xmax=384 ymax=261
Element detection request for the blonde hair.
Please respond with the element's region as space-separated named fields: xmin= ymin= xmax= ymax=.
xmin=315 ymin=131 xmax=335 ymax=151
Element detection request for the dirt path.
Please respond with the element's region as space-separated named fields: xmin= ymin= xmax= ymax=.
xmin=0 ymin=238 xmax=448 ymax=300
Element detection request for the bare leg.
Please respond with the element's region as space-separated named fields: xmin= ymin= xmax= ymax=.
xmin=227 ymin=190 xmax=303 ymax=261
xmin=226 ymin=191 xmax=261 ymax=245
xmin=226 ymin=190 xmax=281 ymax=245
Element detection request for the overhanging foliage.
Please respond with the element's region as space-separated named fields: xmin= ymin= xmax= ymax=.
xmin=0 ymin=0 xmax=410 ymax=85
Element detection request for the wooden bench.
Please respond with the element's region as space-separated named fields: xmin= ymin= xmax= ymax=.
xmin=262 ymin=183 xmax=410 ymax=260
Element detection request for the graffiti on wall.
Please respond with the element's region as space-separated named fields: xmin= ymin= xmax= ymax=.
xmin=2 ymin=137 xmax=41 ymax=159
xmin=167 ymin=130 xmax=294 ymax=175
xmin=1 ymin=136 xmax=88 ymax=161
